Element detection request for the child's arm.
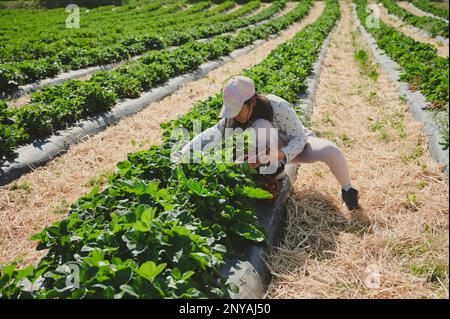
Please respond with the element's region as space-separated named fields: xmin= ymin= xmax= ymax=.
xmin=179 ymin=119 xmax=227 ymax=161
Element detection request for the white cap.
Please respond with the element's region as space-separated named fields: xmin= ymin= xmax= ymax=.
xmin=219 ymin=76 xmax=256 ymax=118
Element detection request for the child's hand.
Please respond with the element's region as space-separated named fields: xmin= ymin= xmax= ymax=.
xmin=236 ymin=153 xmax=263 ymax=168
xmin=249 ymin=158 xmax=262 ymax=169
xmin=258 ymin=145 xmax=285 ymax=165
xmin=236 ymin=146 xmax=285 ymax=168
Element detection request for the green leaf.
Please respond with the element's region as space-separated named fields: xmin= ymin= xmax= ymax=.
xmin=181 ymin=271 xmax=195 ymax=281
xmin=229 ymin=282 xmax=240 ymax=294
xmin=30 ymin=232 xmax=45 ymax=242
xmin=172 ymin=268 xmax=182 ymax=280
xmin=212 ymin=244 xmax=227 ymax=253
xmin=172 ymin=225 xmax=191 ymax=236
xmin=186 ymin=180 xmax=210 ymax=197
xmin=232 ymin=223 xmax=266 ymax=242
xmin=182 ymin=287 xmax=202 ymax=298
xmin=133 ymin=221 xmax=150 ymax=232
xmin=0 ymin=264 xmax=16 ymax=277
xmin=16 ymin=265 xmax=34 ymax=281
xmin=45 ymin=226 xmax=61 ymax=238
xmin=114 ymin=267 xmax=132 ymax=286
xmin=176 ymin=165 xmax=187 ymax=184
xmin=189 ymin=252 xmax=210 ymax=270
xmin=134 ymin=261 xmax=167 ymax=283
xmin=239 ymin=186 xmax=273 ymax=199
xmin=120 ymin=284 xmax=139 ymax=298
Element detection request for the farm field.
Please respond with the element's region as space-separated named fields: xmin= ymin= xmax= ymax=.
xmin=0 ymin=0 xmax=448 ymax=299
xmin=404 ymin=0 xmax=449 ymax=19
xmin=431 ymin=1 xmax=449 ymax=10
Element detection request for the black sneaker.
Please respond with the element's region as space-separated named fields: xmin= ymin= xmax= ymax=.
xmin=342 ymin=187 xmax=359 ymax=210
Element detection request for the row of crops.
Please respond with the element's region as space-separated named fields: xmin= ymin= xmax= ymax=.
xmin=0 ymin=0 xmax=343 ymax=299
xmin=356 ymin=0 xmax=449 ymax=149
xmin=0 ymin=0 xmax=266 ymax=93
xmin=0 ymin=0 xmax=292 ymax=158
xmin=2 ymin=0 xmax=446 ymax=161
xmin=377 ymin=0 xmax=449 ymax=37
xmin=407 ymin=0 xmax=449 ymax=19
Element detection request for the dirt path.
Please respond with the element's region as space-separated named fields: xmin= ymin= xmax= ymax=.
xmin=266 ymin=0 xmax=448 ymax=299
xmin=397 ymin=1 xmax=429 ymax=17
xmin=376 ymin=1 xmax=448 ymax=57
xmin=0 ymin=1 xmax=326 ymax=267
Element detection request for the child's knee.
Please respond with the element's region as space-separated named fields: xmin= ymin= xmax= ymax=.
xmin=323 ymin=143 xmax=344 ymax=163
xmin=251 ymin=119 xmax=274 ymax=129
xmin=251 ymin=119 xmax=278 ymax=147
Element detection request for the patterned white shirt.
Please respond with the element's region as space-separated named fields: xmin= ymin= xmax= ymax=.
xmin=181 ymin=94 xmax=313 ymax=163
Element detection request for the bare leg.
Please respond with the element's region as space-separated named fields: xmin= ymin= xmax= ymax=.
xmin=291 ymin=136 xmax=352 ymax=188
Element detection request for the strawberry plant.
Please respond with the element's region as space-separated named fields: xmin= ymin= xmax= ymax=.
xmin=0 ymin=100 xmax=28 ymax=157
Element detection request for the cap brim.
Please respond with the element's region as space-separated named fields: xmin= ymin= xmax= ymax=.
xmin=219 ymin=103 xmax=241 ymax=118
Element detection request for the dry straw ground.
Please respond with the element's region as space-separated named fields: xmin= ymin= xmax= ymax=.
xmin=266 ymin=0 xmax=448 ymax=299
xmin=397 ymin=1 xmax=435 ymax=18
xmin=0 ymin=2 xmax=325 ymax=266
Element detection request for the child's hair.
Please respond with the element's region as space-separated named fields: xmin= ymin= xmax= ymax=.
xmin=232 ymin=93 xmax=273 ymax=129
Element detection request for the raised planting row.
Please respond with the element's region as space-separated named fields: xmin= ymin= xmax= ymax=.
xmin=356 ymin=0 xmax=448 ymax=149
xmin=377 ymin=0 xmax=449 ymax=38
xmin=19 ymin=0 xmax=178 ymax=24
xmin=407 ymin=0 xmax=449 ymax=20
xmin=0 ymin=0 xmax=198 ymax=63
xmin=0 ymin=0 xmax=341 ymax=299
xmin=1 ymin=0 xmax=264 ymax=93
xmin=0 ymin=0 xmax=184 ymax=37
xmin=0 ymin=0 xmax=283 ymax=95
xmin=0 ymin=0 xmax=304 ymax=159
xmin=0 ymin=0 xmax=211 ymax=63
xmin=2 ymin=0 xmax=286 ymax=100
